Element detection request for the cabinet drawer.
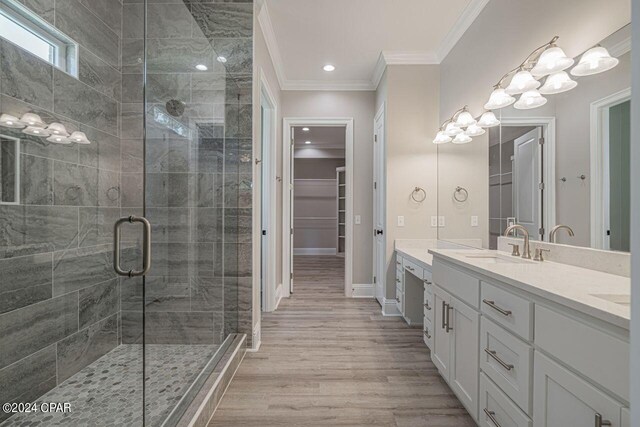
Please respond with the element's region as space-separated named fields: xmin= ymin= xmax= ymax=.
xmin=395 ymin=270 xmax=403 ymax=291
xmin=395 ymin=255 xmax=404 ymax=272
xmin=480 ymin=373 xmax=532 ymax=427
xmin=403 ymin=258 xmax=424 ymax=279
xmin=481 ymin=281 xmax=533 ymax=341
xmin=535 ymin=305 xmax=629 ymax=401
xmin=423 ymin=292 xmax=434 ymax=324
xmin=423 ymin=268 xmax=433 ymax=283
xmin=480 ymin=317 xmax=532 ymax=415
xmin=423 ymin=317 xmax=433 ymax=349
xmin=433 ymin=261 xmax=480 ymax=308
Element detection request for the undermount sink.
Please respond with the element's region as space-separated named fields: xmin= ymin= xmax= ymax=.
xmin=463 ymin=254 xmax=529 ymax=264
xmin=590 ymin=293 xmax=631 ymax=306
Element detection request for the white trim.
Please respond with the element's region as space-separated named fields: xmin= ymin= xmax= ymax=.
xmin=351 ymin=284 xmax=375 ymax=298
xmin=371 ymin=51 xmax=439 ymax=89
xmin=284 ymin=79 xmax=375 ymax=92
xmin=372 ymin=103 xmax=386 ymax=305
xmin=283 ymin=118 xmax=354 ymax=297
xmin=500 ymin=117 xmax=556 ymax=238
xmin=436 ymin=0 xmax=490 ymax=62
xmin=381 ymin=298 xmax=402 ymax=316
xmin=589 ymin=87 xmax=631 ymax=249
xmin=293 ymin=248 xmax=337 ymax=256
xmin=258 ymin=67 xmax=279 ymax=313
xmin=257 ymin=2 xmax=286 ymax=90
xmin=609 ymin=35 xmax=632 ymax=58
xmin=247 ymin=321 xmax=261 ymax=352
xmin=274 ymin=284 xmax=283 ymax=310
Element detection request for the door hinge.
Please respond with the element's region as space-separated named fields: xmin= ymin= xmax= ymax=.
xmin=374 ymin=182 xmax=377 ymax=189
xmin=290 ymin=228 xmax=294 ymax=235
xmin=290 ymin=272 xmax=293 ymax=279
xmin=373 ymin=276 xmax=377 ymax=284
xmin=539 ymin=137 xmax=545 ymax=145
xmin=375 ymin=135 xmax=378 ymax=142
xmin=539 ymin=227 xmax=545 ymax=236
xmin=539 ymin=182 xmax=545 ymax=190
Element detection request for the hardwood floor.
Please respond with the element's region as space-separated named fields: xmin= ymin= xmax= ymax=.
xmin=209 ymin=256 xmax=474 ymax=426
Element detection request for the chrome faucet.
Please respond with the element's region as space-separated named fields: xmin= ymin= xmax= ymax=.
xmin=504 ymin=224 xmax=531 ymax=259
xmin=549 ymin=225 xmax=574 ymax=243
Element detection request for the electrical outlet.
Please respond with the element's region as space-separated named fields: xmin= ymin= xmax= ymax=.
xmin=397 ymin=216 xmax=405 ymax=227
xmin=431 ymin=216 xmax=438 ymax=227
xmin=355 ymin=215 xmax=361 ymax=225
xmin=471 ymin=216 xmax=478 ymax=227
xmin=438 ymin=216 xmax=445 ymax=227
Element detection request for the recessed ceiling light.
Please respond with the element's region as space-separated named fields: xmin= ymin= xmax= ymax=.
xmin=302 ymin=127 xmax=310 ymax=132
xmin=195 ymin=64 xmax=208 ymax=71
xmin=216 ymin=56 xmax=227 ymax=63
xmin=323 ymin=64 xmax=335 ymax=72
xmin=305 ymin=141 xmax=311 ymax=144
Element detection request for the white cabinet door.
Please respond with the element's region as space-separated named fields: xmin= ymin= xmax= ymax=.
xmin=533 ymin=352 xmax=622 ymax=427
xmin=432 ymin=285 xmax=451 ymax=381
xmin=449 ymin=295 xmax=480 ymax=421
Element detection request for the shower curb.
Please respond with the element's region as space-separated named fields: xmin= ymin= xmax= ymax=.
xmin=176 ymin=334 xmax=247 ymax=427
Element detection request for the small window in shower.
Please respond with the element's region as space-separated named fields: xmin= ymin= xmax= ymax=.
xmin=0 ymin=135 xmax=20 ymax=205
xmin=0 ymin=0 xmax=78 ymax=76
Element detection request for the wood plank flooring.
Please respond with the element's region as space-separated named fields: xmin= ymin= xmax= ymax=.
xmin=209 ymin=256 xmax=474 ymax=426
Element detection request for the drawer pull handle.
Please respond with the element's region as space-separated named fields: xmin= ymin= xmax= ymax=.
xmin=441 ymin=301 xmax=447 ymax=329
xmin=423 ymin=330 xmax=431 ymax=339
xmin=423 ymin=279 xmax=432 ymax=285
xmin=484 ymin=348 xmax=514 ymax=371
xmin=595 ymin=413 xmax=612 ymax=427
xmin=396 ymin=261 xmax=401 ymax=265
xmin=424 ymin=302 xmax=431 ymax=310
xmin=405 ymin=266 xmax=415 ymax=272
xmin=483 ymin=299 xmax=512 ymax=316
xmin=396 ymin=278 xmax=401 ymax=283
xmin=483 ymin=409 xmax=502 ymax=427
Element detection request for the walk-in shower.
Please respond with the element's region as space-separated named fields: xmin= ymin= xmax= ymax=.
xmin=0 ymin=0 xmax=253 ymax=425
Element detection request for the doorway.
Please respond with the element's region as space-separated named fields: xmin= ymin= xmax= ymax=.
xmin=373 ymin=104 xmax=386 ymax=306
xmin=282 ymin=119 xmax=354 ymax=297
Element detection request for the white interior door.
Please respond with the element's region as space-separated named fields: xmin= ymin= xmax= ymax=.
xmin=288 ymin=127 xmax=295 ymax=294
xmin=260 ymin=105 xmax=267 ymax=310
xmin=373 ymin=106 xmax=385 ymax=305
xmin=513 ymin=128 xmax=542 ymax=239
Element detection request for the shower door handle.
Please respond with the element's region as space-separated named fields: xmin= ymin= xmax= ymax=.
xmin=114 ymin=216 xmax=152 ymax=277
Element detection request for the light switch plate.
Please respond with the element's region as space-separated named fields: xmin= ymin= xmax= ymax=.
xmin=471 ymin=216 xmax=478 ymax=227
xmin=397 ymin=216 xmax=405 ymax=227
xmin=438 ymin=216 xmax=445 ymax=227
xmin=431 ymin=216 xmax=438 ymax=227
xmin=355 ymin=215 xmax=361 ymax=225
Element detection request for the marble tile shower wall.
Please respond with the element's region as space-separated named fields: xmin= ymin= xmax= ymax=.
xmin=0 ymin=0 xmax=126 ymax=418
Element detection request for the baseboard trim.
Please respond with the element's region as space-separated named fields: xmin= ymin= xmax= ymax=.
xmin=274 ymin=283 xmax=283 ymax=309
xmin=293 ymin=248 xmax=337 ymax=256
xmin=382 ymin=298 xmax=401 ymax=316
xmin=351 ymin=283 xmax=375 ymax=298
xmin=248 ymin=321 xmax=261 ymax=352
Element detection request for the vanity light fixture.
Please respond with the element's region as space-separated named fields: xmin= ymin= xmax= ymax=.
xmin=484 ymin=88 xmax=516 ymax=110
xmin=323 ymin=64 xmax=336 ymax=72
xmin=22 ymin=126 xmax=50 ymax=137
xmin=514 ymin=89 xmax=547 ymax=110
xmin=539 ymin=71 xmax=577 ymax=94
xmin=443 ymin=122 xmax=462 ymax=137
xmin=452 ymin=133 xmax=472 ymax=144
xmin=46 ymin=135 xmax=70 ymax=144
xmin=465 ymin=123 xmax=486 ymax=137
xmin=20 ymin=112 xmax=45 ymax=128
xmin=530 ymin=46 xmax=574 ymax=77
xmin=505 ymin=70 xmax=540 ymax=95
xmin=455 ymin=108 xmax=477 ymax=127
xmin=0 ymin=114 xmax=25 ymax=128
xmin=46 ymin=122 xmax=69 ymax=137
xmin=195 ymin=64 xmax=208 ymax=71
xmin=570 ymin=46 xmax=619 ymax=76
xmin=69 ymin=131 xmax=91 ymax=144
xmin=477 ymin=111 xmax=500 ymax=128
xmin=432 ymin=131 xmax=452 ymax=144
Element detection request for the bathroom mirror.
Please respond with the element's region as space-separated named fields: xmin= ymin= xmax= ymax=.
xmin=0 ymin=134 xmax=20 ymax=205
xmin=437 ymin=24 xmax=631 ymax=253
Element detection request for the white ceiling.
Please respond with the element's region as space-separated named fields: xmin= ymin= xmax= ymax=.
xmin=260 ymin=0 xmax=489 ymax=90
xmin=293 ymin=126 xmax=345 ymax=148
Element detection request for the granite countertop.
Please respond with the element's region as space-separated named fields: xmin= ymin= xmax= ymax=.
xmin=427 ymin=249 xmax=630 ymax=330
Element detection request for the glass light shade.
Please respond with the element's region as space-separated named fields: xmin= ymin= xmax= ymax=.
xmin=539 ymin=71 xmax=578 ymax=95
xmin=432 ymin=131 xmax=452 ymax=144
xmin=22 ymin=126 xmax=51 ymax=137
xmin=484 ymin=88 xmax=516 ymax=110
xmin=505 ymin=70 xmax=540 ymax=95
xmin=46 ymin=122 xmax=69 ymax=136
xmin=570 ymin=46 xmax=619 ymax=76
xmin=455 ymin=110 xmax=477 ymax=128
xmin=465 ymin=123 xmax=486 ymax=137
xmin=19 ymin=113 xmax=46 ymax=128
xmin=443 ymin=122 xmax=462 ymax=137
xmin=514 ymin=90 xmax=547 ymax=110
xmin=530 ymin=46 xmax=574 ymax=77
xmin=452 ymin=133 xmax=472 ymax=144
xmin=477 ymin=111 xmax=500 ymax=128
xmin=0 ymin=114 xmax=25 ymax=128
xmin=46 ymin=135 xmax=70 ymax=144
xmin=69 ymin=131 xmax=90 ymax=144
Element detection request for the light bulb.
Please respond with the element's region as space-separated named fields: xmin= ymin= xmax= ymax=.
xmin=514 ymin=90 xmax=547 ymax=110
xmin=455 ymin=110 xmax=477 ymax=128
xmin=452 ymin=133 xmax=472 ymax=144
xmin=432 ymin=131 xmax=452 ymax=144
xmin=443 ymin=122 xmax=462 ymax=137
xmin=571 ymin=46 xmax=619 ymax=76
xmin=19 ymin=113 xmax=45 ymax=128
xmin=46 ymin=135 xmax=70 ymax=144
xmin=46 ymin=122 xmax=69 ymax=137
xmin=69 ymin=131 xmax=91 ymax=144
xmin=0 ymin=114 xmax=25 ymax=128
xmin=539 ymin=71 xmax=577 ymax=95
xmin=531 ymin=46 xmax=574 ymax=77
xmin=484 ymin=88 xmax=516 ymax=110
xmin=465 ymin=123 xmax=486 ymax=137
xmin=505 ymin=70 xmax=540 ymax=95
xmin=23 ymin=126 xmax=51 ymax=137
xmin=477 ymin=111 xmax=500 ymax=128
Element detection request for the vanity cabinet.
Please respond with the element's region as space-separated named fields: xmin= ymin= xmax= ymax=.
xmin=395 ymin=253 xmax=427 ymax=327
xmin=432 ymin=284 xmax=479 ymax=420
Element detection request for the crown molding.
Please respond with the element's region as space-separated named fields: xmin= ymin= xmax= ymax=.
xmin=257 ymin=2 xmax=287 ymax=90
xmin=284 ymin=79 xmax=376 ymax=91
xmin=608 ymin=35 xmax=631 ymax=58
xmin=370 ymin=51 xmax=439 ymax=89
xmin=436 ymin=0 xmax=490 ymax=62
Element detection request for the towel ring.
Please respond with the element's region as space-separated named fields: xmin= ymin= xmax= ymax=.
xmin=454 ymin=186 xmax=468 ymax=203
xmin=411 ymin=187 xmax=426 ymax=203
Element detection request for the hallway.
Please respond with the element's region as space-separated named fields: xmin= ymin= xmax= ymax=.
xmin=210 ymin=256 xmax=473 ymax=426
